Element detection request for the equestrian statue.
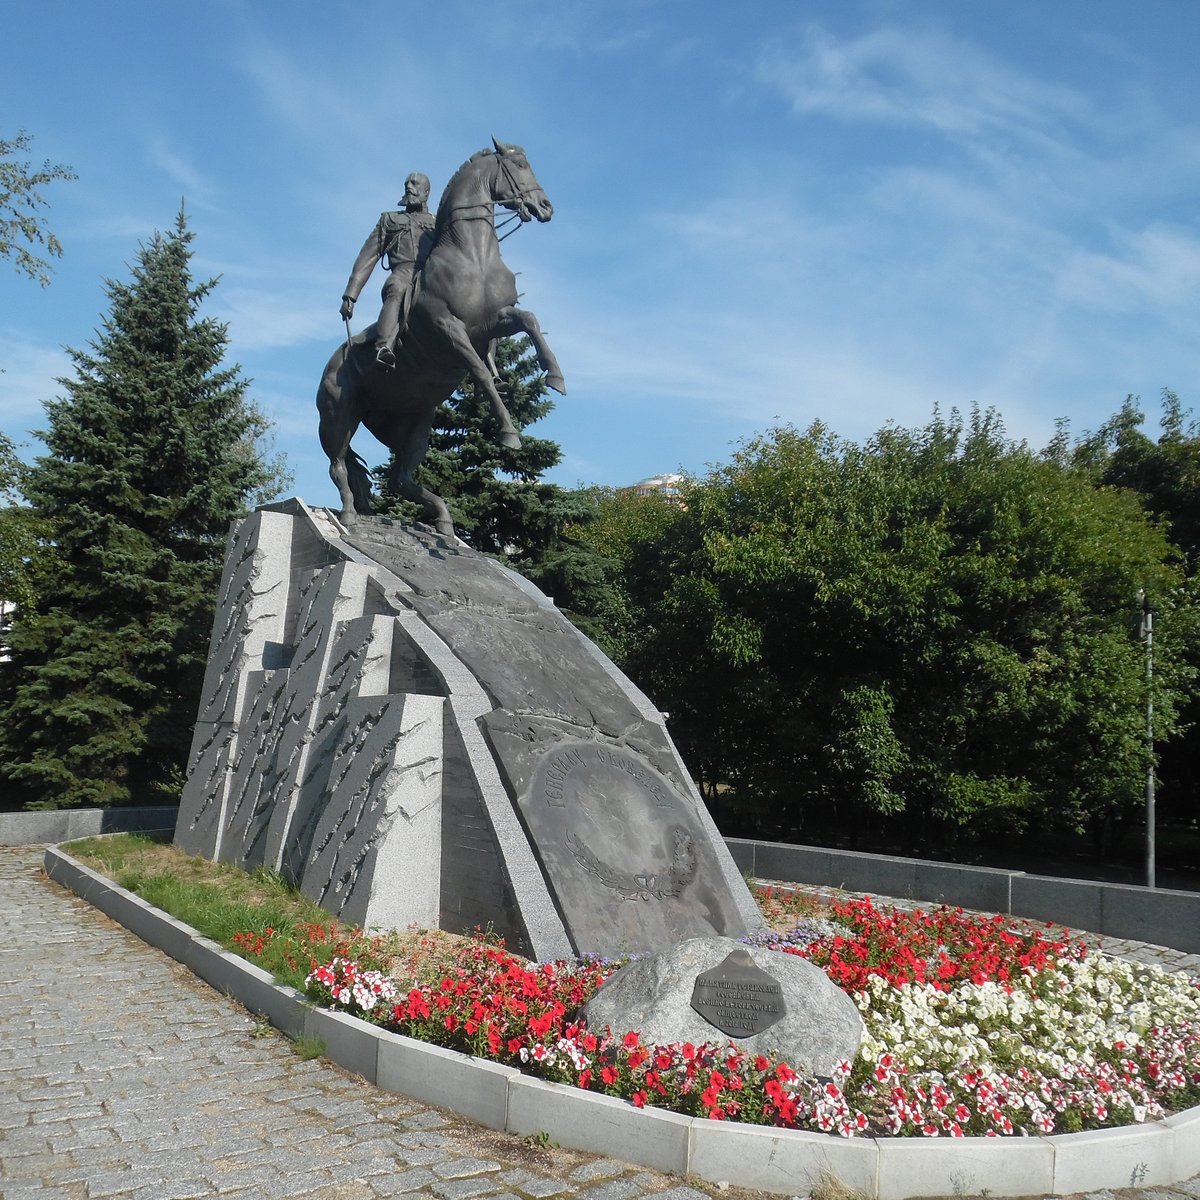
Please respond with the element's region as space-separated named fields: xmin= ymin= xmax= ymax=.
xmin=317 ymin=138 xmax=566 ymax=536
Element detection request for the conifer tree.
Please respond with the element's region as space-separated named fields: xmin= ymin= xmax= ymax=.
xmin=0 ymin=211 xmax=288 ymax=810
xmin=375 ymin=337 xmax=593 ymax=561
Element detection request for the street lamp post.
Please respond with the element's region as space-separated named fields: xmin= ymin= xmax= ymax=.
xmin=1138 ymin=590 xmax=1155 ymax=890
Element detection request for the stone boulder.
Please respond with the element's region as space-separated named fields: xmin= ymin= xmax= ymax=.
xmin=580 ymin=937 xmax=864 ymax=1077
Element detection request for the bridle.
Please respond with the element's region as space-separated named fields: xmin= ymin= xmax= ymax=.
xmin=439 ymin=150 xmax=541 ymax=242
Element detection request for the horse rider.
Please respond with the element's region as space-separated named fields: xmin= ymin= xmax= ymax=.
xmin=339 ymin=172 xmax=436 ymax=370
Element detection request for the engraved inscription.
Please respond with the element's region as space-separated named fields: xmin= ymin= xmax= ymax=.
xmin=541 ymin=744 xmax=676 ymax=810
xmin=592 ymin=746 xmax=674 ymax=807
xmin=543 ymin=746 xmax=586 ymax=807
xmin=690 ymin=948 xmax=786 ymax=1039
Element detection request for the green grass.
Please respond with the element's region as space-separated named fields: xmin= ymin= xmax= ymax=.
xmin=65 ymin=834 xmax=394 ymax=990
xmin=292 ymin=1034 xmax=327 ymax=1061
xmin=63 ymin=835 xmax=825 ymax=996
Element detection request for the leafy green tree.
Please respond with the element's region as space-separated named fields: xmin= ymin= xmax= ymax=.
xmin=0 ymin=211 xmax=289 ymax=810
xmin=562 ymin=483 xmax=688 ymax=671
xmin=1074 ymin=390 xmax=1200 ymax=567
xmin=602 ymin=412 xmax=1195 ymax=854
xmin=1072 ymin=390 xmax=1200 ymax=826
xmin=1 ymin=130 xmax=76 ymax=285
xmin=0 ymin=434 xmax=52 ymax=652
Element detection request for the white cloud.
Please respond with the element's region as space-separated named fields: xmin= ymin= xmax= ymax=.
xmin=1060 ymin=224 xmax=1200 ymax=313
xmin=214 ymin=287 xmax=331 ymax=352
xmin=147 ymin=139 xmax=219 ymax=211
xmin=232 ymin=38 xmax=364 ymax=144
xmin=0 ymin=335 xmax=70 ymax=436
xmin=755 ymin=24 xmax=1087 ymax=150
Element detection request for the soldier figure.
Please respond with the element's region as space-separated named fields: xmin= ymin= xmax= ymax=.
xmin=339 ymin=172 xmax=436 ymax=369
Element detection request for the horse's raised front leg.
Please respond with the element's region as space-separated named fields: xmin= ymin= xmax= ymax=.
xmin=386 ymin=410 xmax=454 ymax=537
xmin=494 ymin=305 xmax=566 ymax=395
xmin=431 ymin=313 xmax=522 ymax=450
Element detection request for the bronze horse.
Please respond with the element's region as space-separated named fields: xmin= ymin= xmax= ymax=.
xmin=316 ymin=139 xmax=566 ymax=535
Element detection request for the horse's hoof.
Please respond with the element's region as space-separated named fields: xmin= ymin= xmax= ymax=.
xmin=435 ymin=520 xmax=455 ymax=539
xmin=339 ymin=508 xmax=357 ymax=526
xmin=546 ymin=374 xmax=566 ymax=395
xmin=500 ymin=431 xmax=522 ymax=450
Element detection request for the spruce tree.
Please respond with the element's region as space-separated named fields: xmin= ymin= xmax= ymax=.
xmin=375 ymin=337 xmax=593 ymax=561
xmin=0 ymin=211 xmax=288 ymax=810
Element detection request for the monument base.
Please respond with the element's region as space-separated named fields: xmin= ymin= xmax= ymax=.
xmin=175 ymin=499 xmax=764 ymax=959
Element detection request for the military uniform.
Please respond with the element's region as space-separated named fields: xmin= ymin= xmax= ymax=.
xmin=342 ymin=208 xmax=436 ymax=364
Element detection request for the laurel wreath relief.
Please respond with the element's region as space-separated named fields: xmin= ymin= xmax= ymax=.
xmin=564 ymin=826 xmax=697 ymax=901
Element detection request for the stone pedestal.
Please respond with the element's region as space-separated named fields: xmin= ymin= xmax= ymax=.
xmin=176 ymin=499 xmax=764 ymax=958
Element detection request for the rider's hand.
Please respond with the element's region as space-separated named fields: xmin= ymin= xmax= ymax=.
xmin=340 ymin=296 xmax=355 ymax=321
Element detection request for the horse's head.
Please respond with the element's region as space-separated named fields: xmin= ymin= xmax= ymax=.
xmin=490 ymin=137 xmax=553 ymax=223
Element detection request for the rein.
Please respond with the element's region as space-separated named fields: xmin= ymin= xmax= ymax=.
xmin=437 ymin=151 xmax=537 ymax=238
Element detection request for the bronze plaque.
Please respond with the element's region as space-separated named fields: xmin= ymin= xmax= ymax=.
xmin=690 ymin=948 xmax=786 ymax=1039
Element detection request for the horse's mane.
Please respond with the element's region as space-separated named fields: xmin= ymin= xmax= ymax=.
xmin=434 ymin=143 xmax=526 ymax=235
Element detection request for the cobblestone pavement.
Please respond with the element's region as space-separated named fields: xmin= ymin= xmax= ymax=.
xmin=1 ymin=846 xmax=1197 ymax=1200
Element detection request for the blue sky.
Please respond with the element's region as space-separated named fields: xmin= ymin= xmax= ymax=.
xmin=2 ymin=0 xmax=1198 ymax=508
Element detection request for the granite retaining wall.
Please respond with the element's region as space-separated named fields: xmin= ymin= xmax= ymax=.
xmin=725 ymin=837 xmax=1200 ymax=955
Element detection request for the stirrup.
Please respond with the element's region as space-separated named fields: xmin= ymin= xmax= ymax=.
xmin=375 ymin=345 xmax=396 ymax=370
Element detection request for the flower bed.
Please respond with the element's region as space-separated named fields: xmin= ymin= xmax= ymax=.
xmin=235 ymin=892 xmax=1200 ymax=1140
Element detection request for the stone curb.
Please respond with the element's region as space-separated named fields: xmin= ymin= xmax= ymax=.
xmin=42 ymin=842 xmax=1200 ymax=1199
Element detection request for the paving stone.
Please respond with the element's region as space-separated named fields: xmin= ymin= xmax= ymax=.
xmin=431 ymin=1177 xmax=505 ymax=1200
xmin=141 ymin=1179 xmax=213 ymax=1199
xmin=576 ymin=1181 xmax=644 ymax=1200
xmin=434 ymin=1158 xmax=504 ymax=1179
xmin=0 ymin=1187 xmax=82 ymax=1200
xmin=393 ymin=1130 xmax=457 ymax=1150
xmin=497 ymin=1169 xmax=572 ymax=1197
xmin=374 ymin=1166 xmax=438 ymax=1192
xmin=395 ymin=1146 xmax=449 ymax=1166
xmin=84 ymin=1168 xmax=155 ymax=1196
xmin=403 ymin=1109 xmax=450 ymax=1130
